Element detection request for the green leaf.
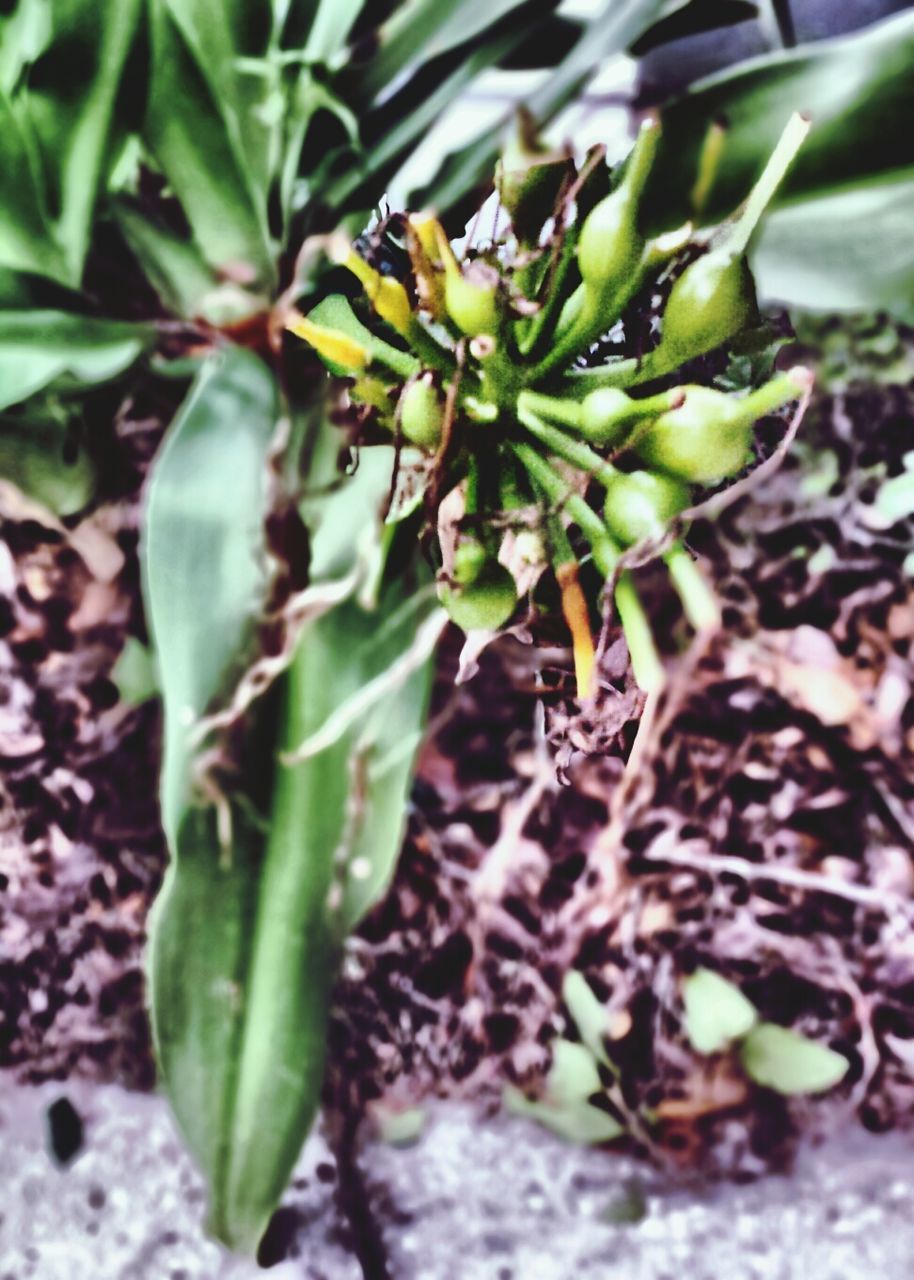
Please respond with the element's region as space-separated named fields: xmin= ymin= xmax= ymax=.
xmin=111 ymin=636 xmax=160 ymax=706
xmin=406 ymin=0 xmax=667 ymax=221
xmin=141 ymin=346 xmax=278 ymax=844
xmin=505 ymin=1035 xmax=625 ymax=1146
xmin=302 ymin=0 xmax=364 ymax=62
xmin=111 ymin=197 xmax=220 ymax=321
xmin=874 ymin=463 xmax=914 ymax=526
xmin=0 ymin=312 xmax=152 ymax=411
xmin=649 ymin=11 xmax=914 ymax=225
xmin=0 ymin=410 xmax=94 ymax=514
xmin=372 ymin=1103 xmax=427 ymax=1147
xmin=548 ymin=1038 xmax=603 ymax=1104
xmin=630 ymin=0 xmax=757 ymax=55
xmin=683 ymin=968 xmax=758 ymax=1054
xmin=645 ymin=11 xmax=914 ymax=313
xmin=144 ymin=378 xmax=436 ymax=1251
xmin=23 ymin=0 xmax=144 ymax=283
xmin=752 ymin=176 xmax=914 ymax=317
xmin=144 ymin=0 xmax=275 ymax=289
xmin=741 ymin=1023 xmax=850 ymax=1096
xmin=505 ymin=1088 xmax=624 ymax=1145
xmin=0 ymin=89 xmax=66 ymax=280
xmin=0 ymin=0 xmax=53 ymax=93
xmin=359 ymin=0 xmax=555 ymax=104
xmin=563 ymin=971 xmax=610 ymax=1067
xmin=306 ymin=295 xmax=420 ymax=380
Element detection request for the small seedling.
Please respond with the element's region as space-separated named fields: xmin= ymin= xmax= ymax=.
xmin=682 ymin=968 xmax=850 ymax=1096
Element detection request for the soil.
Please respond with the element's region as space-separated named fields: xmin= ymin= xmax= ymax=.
xmin=2 ymin=314 xmax=913 ymax=1181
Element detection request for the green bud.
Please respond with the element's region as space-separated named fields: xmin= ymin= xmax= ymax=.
xmin=659 ymin=248 xmax=758 ymax=365
xmin=577 ymin=120 xmax=659 ymax=294
xmin=634 ymin=387 xmax=753 ymax=483
xmin=497 ymin=109 xmax=569 ymax=243
xmin=400 ymin=376 xmax=443 ymax=451
xmin=438 ymin=562 xmax=518 ymax=632
xmin=603 ymin=470 xmax=690 ymax=545
xmin=444 ymin=259 xmax=500 ymax=337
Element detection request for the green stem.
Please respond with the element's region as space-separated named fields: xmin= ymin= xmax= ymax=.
xmin=518 ymin=229 xmax=581 ymax=360
xmin=562 ymin=357 xmax=651 ymax=395
xmin=614 ymin=572 xmax=664 ymax=694
xmin=514 ymin=441 xmax=663 ymax=691
xmin=724 ymin=112 xmax=810 ymax=255
xmin=518 ymin=389 xmax=583 ymax=429
xmin=741 ymin=366 xmax=812 ymax=419
xmin=517 ymin=405 xmax=617 ymax=486
xmin=406 ymin=318 xmax=458 ymax=376
xmin=664 ymin=542 xmax=720 ymax=632
xmin=509 ymin=440 xmax=616 ymax=573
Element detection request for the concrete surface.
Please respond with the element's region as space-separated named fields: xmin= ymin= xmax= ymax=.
xmin=2 ymin=1079 xmax=913 ymax=1279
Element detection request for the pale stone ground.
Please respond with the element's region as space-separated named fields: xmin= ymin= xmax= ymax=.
xmin=2 ymin=1079 xmax=913 ymax=1280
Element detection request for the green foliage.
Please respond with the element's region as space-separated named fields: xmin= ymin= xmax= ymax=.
xmin=682 ymin=968 xmax=758 ymax=1054
xmin=648 ymin=10 xmax=914 ymax=315
xmin=506 ymin=1039 xmax=624 ymax=1145
xmin=518 ymin=962 xmax=848 ymax=1149
xmin=0 ymin=312 xmax=152 ymax=411
xmin=741 ymin=1024 xmax=850 ymax=1096
xmin=0 ymin=0 xmax=901 ymax=1255
xmin=563 ymin=970 xmax=612 ymax=1067
xmin=142 ymin=352 xmax=436 ymax=1249
xmin=684 ymin=968 xmax=849 ymax=1096
xmin=0 ymin=409 xmax=95 ymax=516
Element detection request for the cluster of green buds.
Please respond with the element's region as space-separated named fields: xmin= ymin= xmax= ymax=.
xmin=288 ymin=112 xmax=812 ymax=699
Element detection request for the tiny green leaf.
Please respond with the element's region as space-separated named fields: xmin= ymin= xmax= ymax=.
xmin=372 ymin=1104 xmax=427 ymax=1148
xmin=874 ymin=467 xmax=914 ymax=525
xmin=562 ymin=971 xmax=610 ymax=1067
xmin=111 ymin=637 xmax=159 ymax=706
xmin=505 ymin=1090 xmax=624 ymax=1146
xmin=547 ymin=1037 xmax=603 ymax=1105
xmin=683 ymin=968 xmax=758 ymax=1055
xmin=741 ymin=1023 xmax=850 ymax=1096
xmin=0 ymin=412 xmax=95 ymax=515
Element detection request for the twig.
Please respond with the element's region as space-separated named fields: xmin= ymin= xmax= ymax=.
xmin=641 ymin=839 xmax=913 ymax=916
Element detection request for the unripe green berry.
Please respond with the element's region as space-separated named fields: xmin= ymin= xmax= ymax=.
xmin=452 ymin=536 xmax=488 ymax=586
xmin=577 ymin=192 xmax=642 ymax=295
xmin=635 ymin=388 xmax=752 ymax=484
xmin=438 ymin=562 xmax=517 ymax=632
xmin=400 ymin=377 xmax=443 ymax=450
xmin=603 ymin=470 xmax=690 ymax=545
xmin=445 ymin=261 xmax=499 ymax=336
xmin=580 ymin=388 xmax=637 ymax=445
xmin=576 ymin=120 xmax=658 ymax=295
xmin=660 ymin=249 xmax=757 ymax=364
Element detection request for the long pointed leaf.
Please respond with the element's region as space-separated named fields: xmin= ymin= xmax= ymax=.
xmin=407 ymin=0 xmax=666 ymax=220
xmin=0 ymin=311 xmax=152 ymax=410
xmin=645 ymin=10 xmax=914 ymax=229
xmin=23 ymin=0 xmax=144 ymax=283
xmin=0 ymin=90 xmax=67 ymax=280
xmin=144 ymin=374 xmax=435 ymax=1251
xmin=144 ymin=0 xmax=275 ymax=289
